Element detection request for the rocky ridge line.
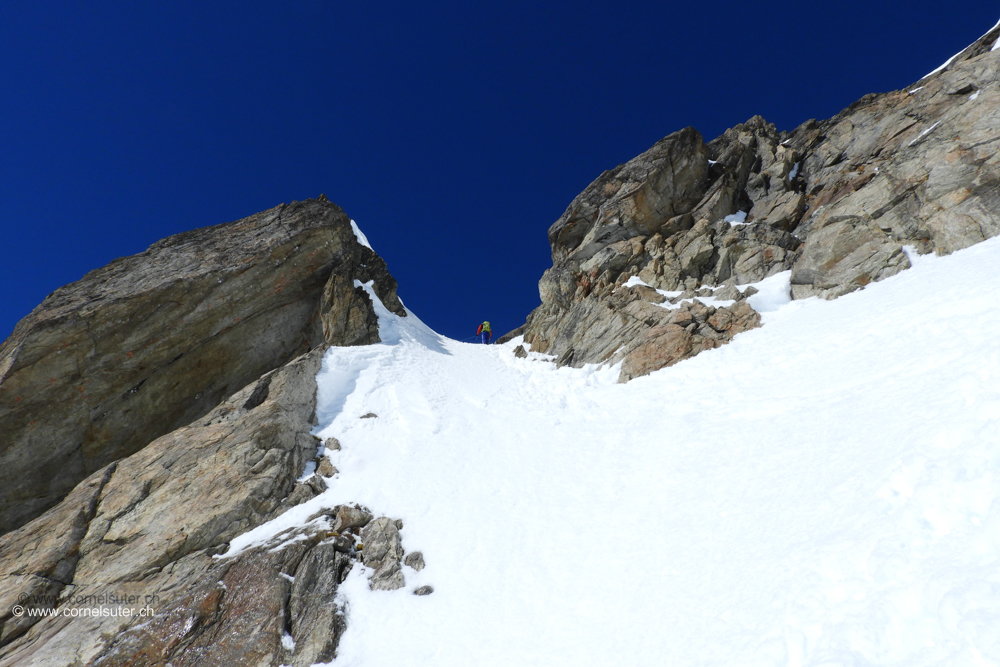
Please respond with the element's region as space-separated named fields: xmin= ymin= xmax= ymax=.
xmin=519 ymin=24 xmax=1000 ymax=381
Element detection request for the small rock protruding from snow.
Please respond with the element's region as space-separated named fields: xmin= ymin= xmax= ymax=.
xmin=413 ymin=585 xmax=434 ymax=596
xmin=333 ymin=505 xmax=374 ymax=534
xmin=360 ymin=412 xmax=378 ymax=419
xmin=404 ymin=551 xmax=426 ymax=571
xmin=324 ymin=436 xmax=341 ymax=451
xmin=513 ymin=345 xmax=528 ymax=358
xmin=317 ymin=458 xmax=338 ymax=477
xmin=361 ymin=517 xmax=406 ymax=591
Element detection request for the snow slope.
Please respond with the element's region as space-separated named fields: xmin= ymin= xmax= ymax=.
xmin=230 ymin=235 xmax=1000 ymax=666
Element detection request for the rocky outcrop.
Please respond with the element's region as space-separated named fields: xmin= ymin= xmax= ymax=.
xmin=0 ymin=342 xmax=426 ymax=663
xmin=360 ymin=518 xmax=405 ymax=591
xmin=785 ymin=22 xmax=1000 ymax=298
xmin=0 ymin=350 xmax=328 ymax=661
xmin=521 ymin=123 xmax=786 ymax=380
xmin=0 ymin=189 xmax=431 ymax=664
xmin=0 ymin=196 xmax=405 ymax=534
xmin=522 ymin=25 xmax=1000 ymax=379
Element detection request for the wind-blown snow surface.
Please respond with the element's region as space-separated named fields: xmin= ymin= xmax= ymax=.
xmin=242 ymin=237 xmax=1000 ymax=665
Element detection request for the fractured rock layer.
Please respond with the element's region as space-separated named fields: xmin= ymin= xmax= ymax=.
xmin=0 ymin=350 xmax=326 ymax=660
xmin=0 ymin=197 xmax=404 ymax=534
xmin=521 ymin=29 xmax=1000 ymax=380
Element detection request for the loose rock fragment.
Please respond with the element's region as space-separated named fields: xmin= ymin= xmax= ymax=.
xmin=332 ymin=506 xmax=373 ymax=534
xmin=404 ymin=551 xmax=425 ymax=571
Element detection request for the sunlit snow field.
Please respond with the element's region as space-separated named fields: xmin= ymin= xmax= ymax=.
xmin=229 ymin=234 xmax=1000 ymax=666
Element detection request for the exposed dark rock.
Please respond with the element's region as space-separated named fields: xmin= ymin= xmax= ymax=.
xmin=0 ymin=197 xmax=406 ymax=534
xmin=242 ymin=375 xmax=272 ymax=411
xmin=0 ymin=350 xmax=353 ymax=664
xmin=281 ymin=473 xmax=328 ymax=511
xmin=26 ymin=533 xmax=354 ymax=667
xmin=413 ymin=586 xmax=434 ymax=596
xmin=0 ymin=193 xmax=416 ymax=662
xmin=513 ymin=344 xmax=528 ymax=358
xmin=790 ymin=218 xmax=910 ymax=299
xmin=360 ymin=412 xmax=378 ymax=419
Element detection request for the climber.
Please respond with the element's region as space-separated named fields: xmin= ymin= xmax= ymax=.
xmin=476 ymin=321 xmax=492 ymax=344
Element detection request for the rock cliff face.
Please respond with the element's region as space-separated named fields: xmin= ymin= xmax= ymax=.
xmin=521 ymin=23 xmax=1000 ymax=381
xmin=0 ymin=197 xmax=411 ymax=664
xmin=0 ymin=196 xmax=404 ymax=534
xmin=0 ymin=350 xmax=352 ymax=665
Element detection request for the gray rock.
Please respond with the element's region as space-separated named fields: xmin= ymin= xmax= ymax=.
xmin=524 ymin=269 xmax=761 ymax=382
xmin=360 ymin=517 xmax=405 ymax=591
xmin=324 ymin=436 xmax=342 ymax=451
xmin=369 ymin=558 xmax=405 ymax=592
xmin=404 ymin=551 xmax=426 ymax=571
xmin=712 ymin=285 xmax=741 ymax=300
xmin=413 ymin=585 xmax=434 ymax=596
xmin=0 ymin=351 xmax=355 ymax=664
xmin=360 ymin=412 xmax=378 ymax=419
xmin=0 ymin=187 xmax=417 ymax=660
xmin=518 ymin=30 xmax=1000 ymax=377
xmin=790 ymin=219 xmax=910 ymax=299
xmin=360 ymin=518 xmax=404 ymax=569
xmin=282 ymin=474 xmax=328 ymax=509
xmin=317 ymin=458 xmax=338 ymax=477
xmin=0 ymin=197 xmax=407 ymax=534
xmin=288 ymin=541 xmax=352 ymax=665
xmin=513 ymin=345 xmax=528 ymax=358
xmin=332 ymin=505 xmax=373 ymax=534
xmin=44 ymin=531 xmax=353 ymax=667
xmin=547 ymin=126 xmax=708 ymax=265
xmin=781 ymin=37 xmax=1000 ymax=292
xmin=328 ymin=534 xmax=354 ymax=553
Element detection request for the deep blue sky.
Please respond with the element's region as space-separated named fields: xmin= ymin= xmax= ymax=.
xmin=2 ymin=2 xmax=997 ymax=342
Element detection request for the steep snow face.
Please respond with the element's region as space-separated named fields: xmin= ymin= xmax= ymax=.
xmin=246 ymin=238 xmax=1000 ymax=665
